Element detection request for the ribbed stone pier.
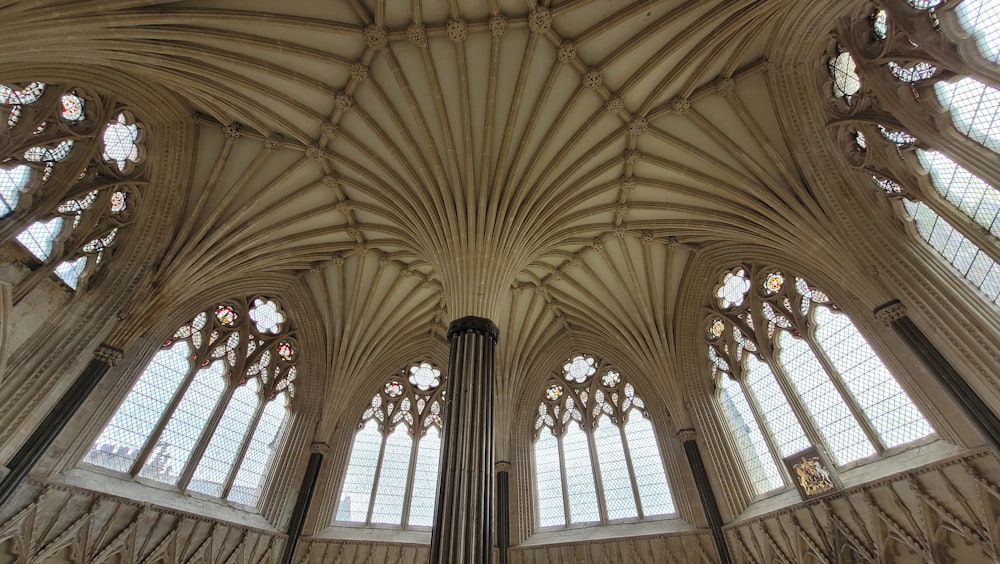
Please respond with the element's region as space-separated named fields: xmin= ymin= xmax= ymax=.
xmin=429 ymin=316 xmax=498 ymax=564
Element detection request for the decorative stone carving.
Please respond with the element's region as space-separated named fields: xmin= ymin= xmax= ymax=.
xmin=616 ymin=204 xmax=630 ymax=216
xmin=334 ymin=93 xmax=353 ymax=112
xmin=335 ymin=201 xmax=351 ymax=214
xmin=668 ymin=96 xmax=691 ymax=115
xmin=264 ymin=136 xmax=283 ymax=151
xmin=350 ymin=63 xmax=369 ymax=82
xmin=446 ymin=18 xmax=467 ymax=42
xmin=874 ymin=300 xmax=908 ymax=324
xmin=321 ymin=121 xmax=339 ymax=137
xmin=322 ymin=175 xmax=339 ymax=188
xmin=223 ymin=123 xmax=242 ymax=139
xmin=407 ymin=23 xmax=427 ymax=47
xmin=583 ymin=70 xmax=603 ymax=90
xmin=305 ymin=145 xmax=324 ymax=161
xmin=528 ymin=7 xmax=552 ymax=34
xmin=310 ymin=442 xmax=331 ymax=455
xmin=621 ymin=175 xmax=636 ymax=192
xmin=93 ymin=344 xmax=124 ymax=366
xmin=614 ymin=225 xmax=627 ymax=239
xmin=628 ymin=117 xmax=649 ymax=135
xmin=676 ymin=427 xmax=698 ymax=442
xmin=641 ymin=231 xmax=654 ymax=245
xmin=495 ymin=460 xmax=512 ymax=473
xmin=331 ymin=254 xmax=345 ymax=266
xmin=714 ymin=77 xmax=735 ymax=97
xmin=557 ymin=42 xmax=576 ymax=64
xmin=606 ymin=97 xmax=624 ymax=114
xmin=624 ymin=149 xmax=642 ymax=165
xmin=489 ymin=15 xmax=507 ymax=38
xmin=364 ymin=24 xmax=387 ymax=49
xmin=592 ymin=238 xmax=604 ymax=252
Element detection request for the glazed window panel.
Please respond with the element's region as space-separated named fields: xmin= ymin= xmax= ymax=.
xmin=957 ymin=0 xmax=1000 ymax=64
xmin=707 ymin=266 xmax=934 ymax=497
xmin=936 ymin=78 xmax=1000 ymax=153
xmin=333 ymin=362 xmax=445 ymax=529
xmin=532 ymin=356 xmax=675 ymax=528
xmin=84 ymin=298 xmax=297 ymax=508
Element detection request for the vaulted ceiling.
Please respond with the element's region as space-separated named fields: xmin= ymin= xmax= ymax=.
xmin=4 ymin=0 xmax=851 ymax=435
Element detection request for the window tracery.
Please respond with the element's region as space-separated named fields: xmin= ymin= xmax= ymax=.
xmin=334 ymin=361 xmax=445 ymax=528
xmin=1 ymin=82 xmax=144 ymax=290
xmin=84 ymin=297 xmax=297 ymax=507
xmin=830 ymin=7 xmax=1000 ymax=305
xmin=533 ymin=355 xmax=674 ymax=528
xmin=707 ymin=265 xmax=933 ymax=497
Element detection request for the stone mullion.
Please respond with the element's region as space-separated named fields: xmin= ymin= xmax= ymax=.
xmin=399 ymin=423 xmax=421 ymax=529
xmin=365 ymin=429 xmax=390 ymax=525
xmin=220 ymin=396 xmax=266 ymax=499
xmin=737 ymin=377 xmax=789 ymax=488
xmin=761 ymin=351 xmax=833 ymax=465
xmin=557 ymin=434 xmax=571 ymax=527
xmin=803 ymin=329 xmax=884 ymax=454
xmin=177 ymin=381 xmax=237 ymax=492
xmin=128 ymin=356 xmax=201 ymax=477
xmin=616 ymin=419 xmax=644 ymax=519
xmin=586 ymin=424 xmax=610 ymax=524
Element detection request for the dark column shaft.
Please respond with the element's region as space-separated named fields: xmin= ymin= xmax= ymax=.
xmin=496 ymin=462 xmax=510 ymax=564
xmin=679 ymin=429 xmax=732 ymax=564
xmin=280 ymin=450 xmax=323 ymax=564
xmin=430 ymin=316 xmax=498 ymax=564
xmin=0 ymin=344 xmax=123 ymax=506
xmin=875 ymin=299 xmax=1000 ymax=450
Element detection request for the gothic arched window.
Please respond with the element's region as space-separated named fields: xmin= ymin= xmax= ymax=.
xmin=707 ymin=266 xmax=934 ymax=497
xmin=1 ymin=82 xmax=144 ymax=290
xmin=533 ymin=355 xmax=675 ymax=528
xmin=84 ymin=297 xmax=297 ymax=507
xmin=334 ymin=362 xmax=444 ymax=528
xmin=833 ymin=8 xmax=1000 ymax=305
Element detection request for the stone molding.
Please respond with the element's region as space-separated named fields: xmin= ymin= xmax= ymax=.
xmin=446 ymin=316 xmax=499 ymax=344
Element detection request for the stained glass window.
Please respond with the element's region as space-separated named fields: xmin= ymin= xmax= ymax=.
xmin=533 ymin=355 xmax=675 ymax=528
xmin=1 ymin=84 xmax=145 ymax=290
xmin=83 ymin=297 xmax=297 ymax=508
xmin=334 ymin=362 xmax=445 ymax=529
xmin=707 ymin=266 xmax=934 ymax=497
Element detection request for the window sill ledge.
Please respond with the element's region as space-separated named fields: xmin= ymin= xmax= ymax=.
xmin=520 ymin=516 xmax=694 ymax=546
xmin=44 ymin=466 xmax=278 ymax=533
xmin=314 ymin=525 xmax=431 ymax=544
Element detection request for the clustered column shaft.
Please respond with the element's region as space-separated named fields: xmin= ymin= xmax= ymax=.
xmin=678 ymin=428 xmax=733 ymax=564
xmin=430 ymin=316 xmax=499 ymax=564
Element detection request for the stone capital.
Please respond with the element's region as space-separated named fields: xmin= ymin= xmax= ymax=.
xmin=93 ymin=344 xmax=124 ymax=367
xmin=873 ymin=299 xmax=908 ymax=325
xmin=495 ymin=460 xmax=512 ymax=473
xmin=676 ymin=427 xmax=698 ymax=442
xmin=310 ymin=442 xmax=331 ymax=456
xmin=447 ymin=316 xmax=500 ymax=344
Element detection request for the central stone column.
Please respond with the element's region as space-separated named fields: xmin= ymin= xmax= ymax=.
xmin=430 ymin=316 xmax=498 ymax=564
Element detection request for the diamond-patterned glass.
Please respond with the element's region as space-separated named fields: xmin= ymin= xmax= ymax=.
xmin=903 ymin=199 xmax=1000 ymax=304
xmin=935 ymin=78 xmax=1000 ymax=153
xmin=777 ymin=333 xmax=876 ymax=465
xmin=85 ymin=342 xmax=193 ymax=474
xmin=535 ymin=429 xmax=565 ymax=527
xmin=189 ymin=380 xmax=260 ymax=497
xmin=335 ymin=423 xmax=381 ymax=523
xmin=16 ymin=217 xmax=63 ymax=261
xmin=625 ymin=416 xmax=675 ymax=516
xmin=813 ymin=307 xmax=934 ymax=447
xmin=227 ymin=394 xmax=287 ymax=506
xmin=562 ymin=425 xmax=599 ymax=524
xmin=744 ymin=355 xmax=810 ymax=458
xmin=918 ymin=151 xmax=1000 ymax=238
xmin=957 ymin=0 xmax=1000 ymax=65
xmin=370 ymin=426 xmax=412 ymax=525
xmin=139 ymin=361 xmax=227 ymax=484
xmin=407 ymin=427 xmax=441 ymax=528
xmin=0 ymin=165 xmax=29 ymax=216
xmin=54 ymin=257 xmax=87 ymax=289
xmin=718 ymin=374 xmax=784 ymax=495
xmin=593 ymin=418 xmax=637 ymax=520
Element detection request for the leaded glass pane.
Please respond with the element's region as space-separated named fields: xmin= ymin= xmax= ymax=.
xmin=813 ymin=308 xmax=934 ymax=447
xmin=562 ymin=424 xmax=600 ymax=524
xmin=407 ymin=427 xmax=440 ymax=528
xmin=535 ymin=429 xmax=565 ymax=527
xmin=0 ymin=165 xmax=29 ymax=216
xmin=777 ymin=333 xmax=875 ymax=465
xmin=593 ymin=418 xmax=637 ymax=520
xmin=718 ymin=374 xmax=783 ymax=495
xmin=625 ymin=416 xmax=675 ymax=516
xmin=16 ymin=217 xmax=63 ymax=261
xmin=904 ymin=199 xmax=1000 ymax=303
xmin=935 ymin=78 xmax=1000 ymax=153
xmin=188 ymin=380 xmax=260 ymax=497
xmin=228 ymin=394 xmax=287 ymax=506
xmin=54 ymin=257 xmax=87 ymax=289
xmin=958 ymin=0 xmax=1000 ymax=64
xmin=336 ymin=423 xmax=381 ymax=523
xmin=370 ymin=426 xmax=412 ymax=525
xmin=85 ymin=342 xmax=192 ymax=473
xmin=918 ymin=151 xmax=1000 ymax=238
xmin=744 ymin=355 xmax=810 ymax=457
xmin=139 ymin=361 xmax=227 ymax=484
